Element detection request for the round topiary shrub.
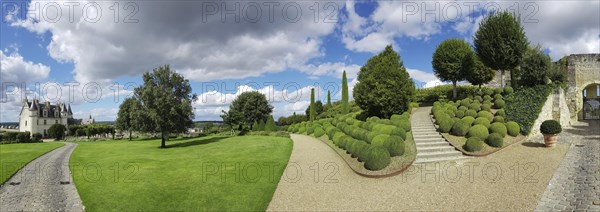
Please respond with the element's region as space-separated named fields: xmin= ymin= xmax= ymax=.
xmin=458 ymin=106 xmax=468 ymax=112
xmin=461 ymin=116 xmax=475 ymax=126
xmin=475 ymin=96 xmax=483 ymax=102
xmin=469 ymin=102 xmax=481 ymax=111
xmin=465 ymin=137 xmax=484 ymax=152
xmin=489 ymin=122 xmax=507 ymax=137
xmin=493 ymin=94 xmax=503 ymax=101
xmin=355 ymin=142 xmax=370 ymax=162
xmin=483 ymin=95 xmax=492 ymax=101
xmin=333 ymin=132 xmax=345 ymax=143
xmin=495 ymin=109 xmax=506 ymax=117
xmin=503 ymin=86 xmax=514 ymax=95
xmin=493 ymin=88 xmax=503 ymax=95
xmin=494 ymin=99 xmax=505 ymax=109
xmin=371 ymin=134 xmax=390 ymax=146
xmin=364 ymin=146 xmax=391 ymax=171
xmin=367 ymin=132 xmax=379 ymax=143
xmin=460 ymin=98 xmax=471 ymax=107
xmin=313 ymin=127 xmax=326 ymax=137
xmin=384 ymin=136 xmax=405 ymax=156
xmin=298 ymin=127 xmax=307 ymax=134
xmin=477 ymin=111 xmax=494 ymax=122
xmin=367 ymin=116 xmax=380 ymax=123
xmin=451 ymin=121 xmax=470 ymax=136
xmin=397 ymin=118 xmax=411 ymax=132
xmin=438 ymin=117 xmax=455 ymax=133
xmin=473 ymin=117 xmax=491 ymax=128
xmin=483 ymin=100 xmax=492 ymax=105
xmin=486 ymin=133 xmax=504 ymax=147
xmin=468 ymin=124 xmax=489 ymax=139
xmin=484 ymin=89 xmax=494 ymax=96
xmin=455 ymin=110 xmax=465 ymax=118
xmin=493 ymin=116 xmax=505 ymax=123
xmin=540 ymin=120 xmax=562 ymax=134
xmin=390 ymin=128 xmax=407 ymax=140
xmin=505 ymin=121 xmax=521 ymax=137
xmin=306 ymin=127 xmax=315 ymax=135
xmin=481 ymin=104 xmax=492 ymax=111
xmin=444 ymin=110 xmax=455 ymax=118
xmin=465 ymin=109 xmax=478 ymax=118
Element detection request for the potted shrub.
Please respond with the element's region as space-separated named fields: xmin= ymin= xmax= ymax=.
xmin=540 ymin=120 xmax=562 ymax=147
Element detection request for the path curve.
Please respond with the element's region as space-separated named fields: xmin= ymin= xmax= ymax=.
xmin=0 ymin=142 xmax=84 ymax=211
xmin=268 ymin=133 xmax=569 ymax=211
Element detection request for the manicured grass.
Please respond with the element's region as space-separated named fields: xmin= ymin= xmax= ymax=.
xmin=0 ymin=142 xmax=65 ymax=184
xmin=70 ymin=136 xmax=293 ymax=211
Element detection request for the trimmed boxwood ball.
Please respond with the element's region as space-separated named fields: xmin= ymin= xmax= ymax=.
xmin=298 ymin=127 xmax=307 ymax=134
xmin=493 ymin=88 xmax=503 ymax=95
xmin=458 ymin=106 xmax=468 ymax=111
xmin=469 ymin=102 xmax=481 ymax=111
xmin=390 ymin=128 xmax=407 ymax=140
xmin=484 ymin=89 xmax=494 ymax=96
xmin=333 ymin=132 xmax=345 ymax=143
xmin=495 ymin=109 xmax=506 ymax=117
xmin=503 ymin=86 xmax=514 ymax=95
xmin=385 ymin=136 xmax=405 ymax=156
xmin=364 ymin=146 xmax=391 ymax=171
xmin=444 ymin=110 xmax=456 ymax=117
xmin=460 ymin=99 xmax=471 ymax=107
xmin=475 ymin=96 xmax=483 ymax=102
xmin=468 ymin=124 xmax=489 ymax=139
xmin=313 ymin=127 xmax=326 ymax=137
xmin=486 ymin=133 xmax=504 ymax=147
xmin=371 ymin=134 xmax=390 ymax=146
xmin=477 ymin=111 xmax=494 ymax=122
xmin=455 ymin=110 xmax=465 ymax=118
xmin=438 ymin=117 xmax=455 ymax=133
xmin=465 ymin=109 xmax=478 ymax=118
xmin=540 ymin=120 xmax=562 ymax=134
xmin=398 ymin=118 xmax=411 ymax=132
xmin=354 ymin=142 xmax=370 ymax=161
xmin=493 ymin=94 xmax=503 ymax=101
xmin=481 ymin=104 xmax=492 ymax=111
xmin=306 ymin=127 xmax=315 ymax=135
xmin=367 ymin=132 xmax=379 ymax=143
xmin=506 ymin=121 xmax=521 ymax=137
xmin=493 ymin=116 xmax=505 ymax=123
xmin=489 ymin=122 xmax=507 ymax=137
xmin=451 ymin=121 xmax=470 ymax=136
xmin=461 ymin=116 xmax=476 ymax=126
xmin=473 ymin=117 xmax=491 ymax=128
xmin=465 ymin=137 xmax=484 ymax=152
xmin=494 ymin=99 xmax=505 ymax=109
xmin=483 ymin=95 xmax=492 ymax=101
xmin=483 ymin=100 xmax=492 ymax=105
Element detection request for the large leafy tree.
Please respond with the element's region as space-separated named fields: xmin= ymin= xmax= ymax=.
xmin=463 ymin=53 xmax=496 ymax=87
xmin=354 ymin=45 xmax=415 ymax=118
xmin=432 ymin=39 xmax=472 ymax=99
xmin=47 ymin=124 xmax=66 ymax=140
xmin=221 ymin=91 xmax=273 ymax=129
xmin=134 ymin=65 xmax=197 ymax=148
xmin=341 ymin=71 xmax=349 ymax=114
xmin=519 ymin=45 xmax=551 ymax=86
xmin=115 ymin=97 xmax=142 ymax=140
xmin=474 ymin=11 xmax=528 ymax=88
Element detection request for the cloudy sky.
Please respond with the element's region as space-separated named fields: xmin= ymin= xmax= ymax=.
xmin=1 ymin=0 xmax=598 ymax=122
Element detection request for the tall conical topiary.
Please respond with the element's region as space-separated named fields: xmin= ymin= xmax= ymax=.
xmin=341 ymin=70 xmax=349 ymax=114
xmin=310 ymin=88 xmax=316 ymax=121
xmin=326 ymin=90 xmax=332 ymax=108
xmin=265 ymin=115 xmax=277 ymax=132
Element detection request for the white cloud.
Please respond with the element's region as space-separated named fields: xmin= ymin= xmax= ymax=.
xmin=0 ymin=50 xmax=50 ymax=83
xmin=299 ymin=62 xmax=361 ymax=79
xmin=11 ymin=0 xmax=341 ymax=83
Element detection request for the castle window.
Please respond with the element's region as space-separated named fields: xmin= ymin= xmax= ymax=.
xmin=25 ymin=121 xmax=27 ymax=126
xmin=55 ymin=111 xmax=59 ymax=117
xmin=44 ymin=120 xmax=47 ymax=125
xmin=55 ymin=120 xmax=58 ymax=124
xmin=43 ymin=110 xmax=48 ymax=117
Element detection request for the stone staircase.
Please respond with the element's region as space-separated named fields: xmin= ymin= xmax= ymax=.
xmin=411 ymin=107 xmax=469 ymax=163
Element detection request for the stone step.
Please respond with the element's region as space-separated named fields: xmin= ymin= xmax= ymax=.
xmin=416 ymin=142 xmax=451 ymax=148
xmin=417 ymin=151 xmax=463 ymax=160
xmin=412 ymin=134 xmax=441 ymax=139
xmin=414 ymin=155 xmax=469 ymax=164
xmin=418 ymin=146 xmax=457 ymax=153
xmin=412 ymin=127 xmax=435 ymax=130
xmin=414 ymin=137 xmax=446 ymax=143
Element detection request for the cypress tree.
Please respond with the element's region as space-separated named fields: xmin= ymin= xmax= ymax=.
xmin=341 ymin=71 xmax=349 ymax=114
xmin=310 ymin=88 xmax=315 ymax=121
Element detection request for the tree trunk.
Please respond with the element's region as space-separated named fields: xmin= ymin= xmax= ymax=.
xmin=452 ymin=81 xmax=457 ymax=99
xmin=500 ymin=70 xmax=505 ymax=89
xmin=129 ymin=131 xmax=132 ymax=141
xmin=161 ymin=133 xmax=166 ymax=148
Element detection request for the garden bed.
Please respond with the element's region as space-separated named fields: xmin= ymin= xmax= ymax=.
xmin=440 ymin=132 xmax=526 ymax=156
xmin=314 ymin=133 xmax=416 ymax=177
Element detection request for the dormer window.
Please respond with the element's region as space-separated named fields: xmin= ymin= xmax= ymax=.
xmin=55 ymin=111 xmax=59 ymax=117
xmin=43 ymin=110 xmax=48 ymax=117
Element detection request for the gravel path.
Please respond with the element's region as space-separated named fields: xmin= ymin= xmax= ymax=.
xmin=0 ymin=142 xmax=84 ymax=211
xmin=268 ymin=133 xmax=569 ymax=211
xmin=535 ymin=120 xmax=600 ymax=211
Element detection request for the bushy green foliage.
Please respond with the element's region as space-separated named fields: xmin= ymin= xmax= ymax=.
xmin=505 ymin=84 xmax=554 ymax=135
xmin=477 ymin=111 xmax=494 ymax=122
xmin=458 ymin=106 xmax=468 ymax=111
xmin=473 ymin=117 xmax=491 ymax=128
xmin=493 ymin=116 xmax=505 ymax=123
xmin=468 ymin=102 xmax=481 ymax=111
xmin=390 ymin=127 xmax=407 ymax=140
xmin=385 ymin=136 xmax=405 ymax=156
xmin=414 ymin=85 xmax=486 ymax=103
xmin=486 ymin=133 xmax=504 ymax=147
xmin=455 ymin=110 xmax=465 ymax=118
xmin=306 ymin=126 xmax=315 ymax=135
xmin=461 ymin=98 xmax=471 ymax=107
xmin=371 ymin=134 xmax=390 ymax=146
xmin=520 ymin=46 xmax=551 ymax=86
xmin=468 ymin=124 xmax=489 ymax=139
xmin=465 ymin=137 xmax=485 ymax=152
xmin=298 ymin=127 xmax=307 ymax=134
xmin=465 ymin=109 xmax=478 ymax=118
xmin=495 ymin=109 xmax=506 ymax=117
xmin=461 ymin=116 xmax=476 ymax=126
xmin=451 ymin=121 xmax=470 ymax=136
xmin=265 ymin=116 xmax=277 ymax=132
xmin=48 ymin=124 xmax=67 ymax=140
xmin=313 ymin=127 xmax=326 ymax=137
xmin=494 ymin=99 xmax=505 ymax=109
xmin=503 ymin=87 xmax=514 ymax=95
xmin=364 ymin=146 xmax=391 ymax=171
xmin=463 ymin=53 xmax=496 ymax=87
xmin=483 ymin=95 xmax=492 ymax=101
xmin=489 ymin=122 xmax=507 ymax=137
xmin=432 ymin=39 xmax=472 ymax=99
xmin=540 ymin=120 xmax=562 ymax=134
xmin=481 ymin=104 xmax=491 ymax=111
xmin=506 ymin=121 xmax=521 ymax=136
xmin=15 ymin=132 xmax=31 ymax=143
xmin=31 ymin=133 xmax=43 ymax=142
xmin=438 ymin=116 xmax=455 ymax=133
xmin=354 ymin=45 xmax=415 ymax=118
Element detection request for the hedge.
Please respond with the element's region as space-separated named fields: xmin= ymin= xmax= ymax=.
xmin=506 ymin=121 xmax=521 ymax=137
xmin=489 ymin=122 xmax=507 ymax=137
xmin=486 ymin=133 xmax=504 ymax=147
xmin=505 ymin=84 xmax=554 ymax=135
xmin=364 ymin=146 xmax=391 ymax=171
xmin=468 ymin=124 xmax=489 ymax=139
xmin=465 ymin=137 xmax=484 ymax=152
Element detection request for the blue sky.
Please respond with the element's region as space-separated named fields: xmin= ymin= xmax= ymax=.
xmin=1 ymin=0 xmax=599 ymax=122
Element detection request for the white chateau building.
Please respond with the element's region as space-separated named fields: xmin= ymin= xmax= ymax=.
xmin=18 ymin=99 xmax=92 ymax=136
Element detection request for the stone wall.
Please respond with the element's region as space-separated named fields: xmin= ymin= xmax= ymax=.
xmin=529 ymin=90 xmax=555 ymax=138
xmin=529 ymin=88 xmax=572 ymax=138
xmin=563 ymin=54 xmax=600 ymax=121
xmin=486 ymin=70 xmax=512 ymax=88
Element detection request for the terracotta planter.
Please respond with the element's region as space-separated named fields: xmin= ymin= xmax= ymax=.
xmin=543 ymin=134 xmax=559 ymax=147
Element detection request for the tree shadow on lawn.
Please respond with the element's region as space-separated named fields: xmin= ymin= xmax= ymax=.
xmin=163 ymin=136 xmax=229 ymax=148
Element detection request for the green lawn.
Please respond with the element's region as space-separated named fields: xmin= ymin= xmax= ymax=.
xmin=70 ymin=135 xmax=293 ymax=211
xmin=0 ymin=142 xmax=65 ymax=184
